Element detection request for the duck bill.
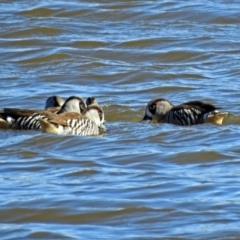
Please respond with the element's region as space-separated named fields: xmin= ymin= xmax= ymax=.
xmin=140 ymin=114 xmax=152 ymax=123
xmin=100 ymin=123 xmax=107 ymax=131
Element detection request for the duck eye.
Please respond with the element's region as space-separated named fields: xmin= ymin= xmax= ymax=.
xmin=149 ymin=104 xmax=156 ymax=110
xmin=149 ymin=103 xmax=157 ymax=115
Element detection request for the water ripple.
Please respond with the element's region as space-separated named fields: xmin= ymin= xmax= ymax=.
xmin=1 ymin=0 xmax=240 ymax=239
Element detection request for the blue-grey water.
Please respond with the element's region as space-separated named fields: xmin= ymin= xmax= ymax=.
xmin=1 ymin=1 xmax=240 ymax=239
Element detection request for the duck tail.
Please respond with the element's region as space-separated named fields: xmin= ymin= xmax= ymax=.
xmin=205 ymin=111 xmax=228 ymax=125
xmin=0 ymin=117 xmax=9 ymax=129
xmin=39 ymin=118 xmax=59 ymax=134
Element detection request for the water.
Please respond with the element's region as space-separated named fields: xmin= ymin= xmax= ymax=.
xmin=1 ymin=1 xmax=240 ymax=239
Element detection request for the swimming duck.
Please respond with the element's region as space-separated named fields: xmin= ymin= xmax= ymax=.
xmin=0 ymin=95 xmax=62 ymax=129
xmin=141 ymin=98 xmax=228 ymax=125
xmin=0 ymin=96 xmax=86 ymax=130
xmin=39 ymin=105 xmax=106 ymax=136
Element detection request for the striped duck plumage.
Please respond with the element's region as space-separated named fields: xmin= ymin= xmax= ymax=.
xmin=0 ymin=95 xmax=64 ymax=119
xmin=141 ymin=98 xmax=228 ymax=125
xmin=0 ymin=95 xmax=63 ymax=129
xmin=39 ymin=105 xmax=106 ymax=136
xmin=0 ymin=96 xmax=86 ymax=130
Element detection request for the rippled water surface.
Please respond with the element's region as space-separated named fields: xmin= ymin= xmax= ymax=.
xmin=1 ymin=1 xmax=240 ymax=239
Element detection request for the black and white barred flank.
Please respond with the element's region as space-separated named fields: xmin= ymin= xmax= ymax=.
xmin=10 ymin=113 xmax=48 ymax=130
xmin=9 ymin=112 xmax=100 ymax=135
xmin=56 ymin=118 xmax=99 ymax=136
xmin=164 ymin=108 xmax=205 ymax=126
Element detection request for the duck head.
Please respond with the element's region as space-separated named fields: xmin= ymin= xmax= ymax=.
xmin=57 ymin=96 xmax=86 ymax=114
xmin=84 ymin=105 xmax=106 ymax=131
xmin=141 ymin=98 xmax=174 ymax=123
xmin=45 ymin=95 xmax=65 ymax=109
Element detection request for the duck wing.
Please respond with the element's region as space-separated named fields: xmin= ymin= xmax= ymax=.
xmin=173 ymin=101 xmax=219 ymax=114
xmin=47 ymin=112 xmax=86 ymax=126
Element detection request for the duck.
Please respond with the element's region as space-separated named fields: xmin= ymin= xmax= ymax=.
xmin=141 ymin=98 xmax=228 ymax=125
xmin=39 ymin=105 xmax=106 ymax=136
xmin=0 ymin=96 xmax=86 ymax=130
xmin=0 ymin=95 xmax=62 ymax=129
